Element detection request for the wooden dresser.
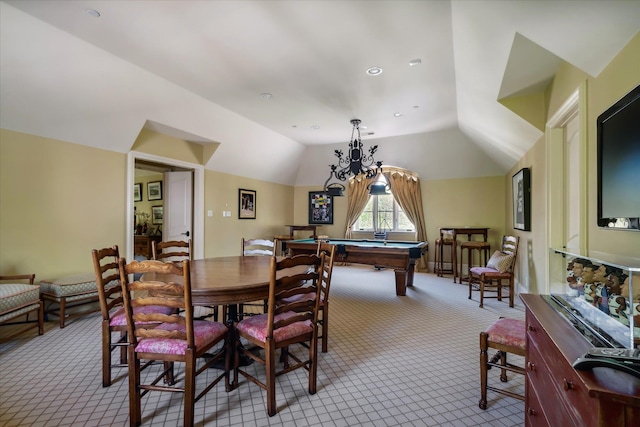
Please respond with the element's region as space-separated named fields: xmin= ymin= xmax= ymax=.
xmin=134 ymin=235 xmax=162 ymax=259
xmin=521 ymin=294 xmax=640 ymax=427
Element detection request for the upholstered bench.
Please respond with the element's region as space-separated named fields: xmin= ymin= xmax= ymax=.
xmin=40 ymin=273 xmax=100 ymax=328
xmin=0 ymin=274 xmax=44 ymax=337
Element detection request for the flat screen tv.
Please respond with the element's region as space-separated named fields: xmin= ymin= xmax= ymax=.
xmin=597 ymin=83 xmax=640 ymax=231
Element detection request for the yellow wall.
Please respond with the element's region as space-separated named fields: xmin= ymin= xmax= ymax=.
xmin=0 ymin=129 xmax=127 ymax=277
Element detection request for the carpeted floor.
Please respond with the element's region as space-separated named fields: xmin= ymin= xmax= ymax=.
xmin=0 ymin=265 xmax=525 ymax=426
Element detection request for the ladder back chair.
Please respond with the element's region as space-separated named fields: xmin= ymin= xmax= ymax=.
xmin=468 ymin=235 xmax=520 ymax=308
xmin=151 ymin=239 xmax=192 ymax=263
xmin=91 ymin=245 xmax=175 ymax=387
xmin=238 ymin=238 xmax=277 ymax=319
xmin=119 ymin=259 xmax=230 ymax=427
xmin=234 ymin=253 xmax=324 ymax=416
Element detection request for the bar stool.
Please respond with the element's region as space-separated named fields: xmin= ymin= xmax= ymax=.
xmin=459 ymin=241 xmax=490 ymax=284
xmin=479 ymin=317 xmax=526 ymax=409
xmin=434 ymin=232 xmax=455 ymax=277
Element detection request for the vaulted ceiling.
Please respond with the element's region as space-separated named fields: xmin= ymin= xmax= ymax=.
xmin=1 ymin=1 xmax=638 ymax=186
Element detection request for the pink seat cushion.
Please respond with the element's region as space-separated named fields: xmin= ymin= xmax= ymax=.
xmin=485 ymin=318 xmax=525 ymax=350
xmin=281 ymin=293 xmax=324 ymax=304
xmin=109 ymin=305 xmax=175 ymax=326
xmin=237 ymin=311 xmax=312 ymax=343
xmin=135 ymin=320 xmax=227 ymax=355
xmin=470 ymin=266 xmax=508 ymax=278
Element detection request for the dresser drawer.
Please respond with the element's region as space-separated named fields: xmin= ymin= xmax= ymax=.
xmin=525 ymin=381 xmax=550 ymax=427
xmin=528 ymin=334 xmax=596 ymax=426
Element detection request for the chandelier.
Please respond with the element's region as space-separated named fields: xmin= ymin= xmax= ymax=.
xmin=323 ymin=119 xmax=387 ymax=196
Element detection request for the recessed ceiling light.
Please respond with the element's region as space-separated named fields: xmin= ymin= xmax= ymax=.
xmin=394 ymin=113 xmax=403 ymax=117
xmin=409 ymin=59 xmax=422 ymax=66
xmin=86 ymin=9 xmax=101 ymax=17
xmin=259 ymin=93 xmax=272 ymax=99
xmin=311 ymin=125 xmax=320 ymax=129
xmin=366 ymin=66 xmax=383 ymax=76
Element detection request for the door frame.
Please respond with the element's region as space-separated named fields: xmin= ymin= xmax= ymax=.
xmin=544 ymin=81 xmax=588 ymax=292
xmin=127 ymin=151 xmax=204 ymax=260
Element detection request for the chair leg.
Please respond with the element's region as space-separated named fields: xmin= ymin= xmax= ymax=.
xmin=37 ymin=301 xmax=44 ymax=335
xmin=321 ymin=304 xmax=328 ymax=353
xmin=479 ymin=279 xmax=484 ymax=308
xmin=129 ymin=347 xmax=141 ymax=427
xmin=183 ymin=355 xmax=195 ymax=427
xmin=59 ymin=297 xmax=66 ymax=328
xmin=309 ymin=333 xmax=318 ymax=395
xmin=509 ymin=277 xmax=515 ymax=307
xmin=500 ymin=351 xmax=508 ymax=382
xmin=266 ymin=340 xmax=277 ymax=417
xmin=479 ymin=332 xmax=488 ymax=410
xmin=102 ymin=321 xmax=112 ymax=387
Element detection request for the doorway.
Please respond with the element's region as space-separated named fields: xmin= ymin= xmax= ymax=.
xmin=127 ymin=151 xmax=205 ymax=261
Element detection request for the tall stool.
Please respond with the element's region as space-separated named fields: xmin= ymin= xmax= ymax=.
xmin=434 ymin=231 xmax=455 ymax=277
xmin=459 ymin=241 xmax=490 ymax=284
xmin=479 ymin=317 xmax=526 ymax=409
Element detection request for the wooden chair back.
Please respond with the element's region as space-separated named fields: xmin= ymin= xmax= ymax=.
xmin=241 ymin=238 xmax=276 ymax=256
xmin=152 ymin=239 xmax=191 ymax=263
xmin=91 ymin=245 xmax=122 ymax=322
xmin=500 ymin=235 xmax=519 ymax=272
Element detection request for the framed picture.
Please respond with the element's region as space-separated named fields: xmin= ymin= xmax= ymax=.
xmin=148 ymin=181 xmax=163 ymax=201
xmin=151 ymin=206 xmax=163 ymax=225
xmin=133 ymin=183 xmax=142 ymax=202
xmin=512 ymin=167 xmax=531 ymax=231
xmin=309 ymin=191 xmax=333 ymax=224
xmin=239 ymin=189 xmax=256 ymax=219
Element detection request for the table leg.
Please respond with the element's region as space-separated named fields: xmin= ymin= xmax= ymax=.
xmin=394 ymin=269 xmax=408 ymax=296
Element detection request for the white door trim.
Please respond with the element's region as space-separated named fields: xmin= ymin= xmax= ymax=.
xmin=127 ymin=151 xmax=204 ymax=260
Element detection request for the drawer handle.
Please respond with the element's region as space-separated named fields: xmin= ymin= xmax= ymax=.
xmin=527 ymin=362 xmax=536 ymax=371
xmin=528 ymin=324 xmax=536 ymax=332
xmin=528 ymin=408 xmax=536 ymax=416
xmin=563 ymin=378 xmax=574 ymax=391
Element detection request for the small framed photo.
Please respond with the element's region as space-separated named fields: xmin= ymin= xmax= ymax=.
xmin=152 ymin=206 xmax=163 ymax=225
xmin=239 ymin=189 xmax=256 ymax=219
xmin=309 ymin=191 xmax=333 ymax=224
xmin=512 ymin=167 xmax=531 ymax=231
xmin=148 ymin=181 xmax=163 ymax=201
xmin=133 ymin=183 xmax=142 ymax=202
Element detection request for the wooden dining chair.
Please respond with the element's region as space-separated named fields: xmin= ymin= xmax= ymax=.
xmin=238 ymin=237 xmax=277 ymax=319
xmin=91 ymin=245 xmax=175 ymax=387
xmin=233 ymin=253 xmax=324 ymax=417
xmin=151 ymin=239 xmax=191 ymax=263
xmin=119 ymin=258 xmax=230 ymax=427
xmin=468 ymin=236 xmax=520 ymax=308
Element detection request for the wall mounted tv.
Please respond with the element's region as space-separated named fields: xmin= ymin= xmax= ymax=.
xmin=597 ymin=83 xmax=640 ymax=231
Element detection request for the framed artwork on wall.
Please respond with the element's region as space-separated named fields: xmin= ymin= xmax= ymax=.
xmin=512 ymin=167 xmax=531 ymax=231
xmin=239 ymin=188 xmax=256 ymax=219
xmin=309 ymin=191 xmax=333 ymax=224
xmin=152 ymin=206 xmax=163 ymax=225
xmin=148 ymin=181 xmax=163 ymax=201
xmin=133 ymin=183 xmax=142 ymax=202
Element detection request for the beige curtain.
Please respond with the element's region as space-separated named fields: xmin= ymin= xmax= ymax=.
xmin=385 ymin=167 xmax=429 ymax=272
xmin=344 ymin=174 xmax=376 ymax=239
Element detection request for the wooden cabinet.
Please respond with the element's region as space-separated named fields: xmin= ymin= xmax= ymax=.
xmin=521 ymin=294 xmax=640 ymax=427
xmin=134 ymin=235 xmax=162 ymax=259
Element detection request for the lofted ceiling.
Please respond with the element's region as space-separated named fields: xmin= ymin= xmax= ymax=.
xmin=1 ymin=1 xmax=639 ymax=186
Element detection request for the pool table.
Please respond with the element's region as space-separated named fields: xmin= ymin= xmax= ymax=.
xmin=282 ymin=238 xmax=428 ymax=296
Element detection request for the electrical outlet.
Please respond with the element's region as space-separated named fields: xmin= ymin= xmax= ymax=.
xmin=223 ymin=211 xmax=231 ymax=217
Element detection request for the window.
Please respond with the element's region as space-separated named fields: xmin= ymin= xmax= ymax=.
xmin=354 ymin=193 xmax=415 ymax=232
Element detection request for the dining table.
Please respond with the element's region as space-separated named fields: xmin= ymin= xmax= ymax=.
xmin=143 ymin=255 xmax=307 ymax=321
